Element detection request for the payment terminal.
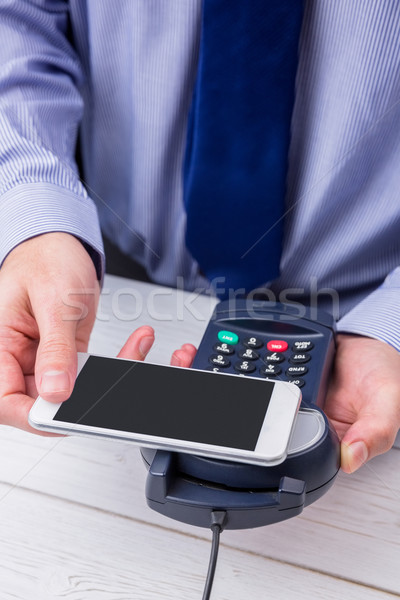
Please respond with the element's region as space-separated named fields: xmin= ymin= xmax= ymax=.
xmin=142 ymin=300 xmax=340 ymax=530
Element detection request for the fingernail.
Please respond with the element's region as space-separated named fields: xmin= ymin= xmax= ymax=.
xmin=41 ymin=370 xmax=70 ymax=395
xmin=139 ymin=336 xmax=154 ymax=358
xmin=170 ymin=353 xmax=181 ymax=367
xmin=348 ymin=441 xmax=368 ymax=472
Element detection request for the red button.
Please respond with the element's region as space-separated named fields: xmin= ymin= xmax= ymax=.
xmin=266 ymin=340 xmax=288 ymax=352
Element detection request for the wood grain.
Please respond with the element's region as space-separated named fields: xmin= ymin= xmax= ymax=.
xmin=0 ymin=482 xmax=396 ymax=600
xmin=0 ymin=427 xmax=399 ymax=594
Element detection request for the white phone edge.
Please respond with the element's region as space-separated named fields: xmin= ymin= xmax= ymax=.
xmin=29 ymin=352 xmax=302 ymax=467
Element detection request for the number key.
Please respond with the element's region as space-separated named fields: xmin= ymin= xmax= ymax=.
xmin=260 ymin=364 xmax=282 ymax=377
xmin=264 ymin=352 xmax=285 ymax=364
xmin=234 ymin=360 xmax=256 ymax=374
xmin=209 ymin=354 xmax=231 ymax=368
xmin=243 ymin=336 xmax=263 ymax=349
xmin=238 ymin=348 xmax=259 ymax=361
xmin=213 ymin=342 xmax=234 ymax=355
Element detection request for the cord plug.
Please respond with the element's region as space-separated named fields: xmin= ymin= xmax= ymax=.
xmin=210 ymin=510 xmax=228 ymax=532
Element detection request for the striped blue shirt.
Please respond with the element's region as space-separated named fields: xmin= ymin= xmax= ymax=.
xmin=0 ymin=1 xmax=399 ymax=349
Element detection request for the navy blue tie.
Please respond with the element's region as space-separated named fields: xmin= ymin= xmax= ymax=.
xmin=183 ymin=1 xmax=303 ymax=295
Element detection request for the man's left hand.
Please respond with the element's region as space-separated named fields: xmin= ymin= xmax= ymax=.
xmin=324 ymin=334 xmax=400 ymax=473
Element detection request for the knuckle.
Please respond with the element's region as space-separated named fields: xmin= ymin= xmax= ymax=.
xmin=39 ymin=336 xmax=74 ymax=361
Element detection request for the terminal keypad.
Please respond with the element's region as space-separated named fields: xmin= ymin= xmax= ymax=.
xmin=208 ymin=331 xmax=316 ymax=389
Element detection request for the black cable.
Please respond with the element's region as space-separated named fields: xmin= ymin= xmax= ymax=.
xmin=202 ymin=524 xmax=220 ymax=600
xmin=202 ymin=511 xmax=227 ymax=600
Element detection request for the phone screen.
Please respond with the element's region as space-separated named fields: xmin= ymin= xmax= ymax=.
xmin=54 ymin=356 xmax=274 ymax=451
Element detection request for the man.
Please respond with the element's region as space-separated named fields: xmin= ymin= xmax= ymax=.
xmin=0 ymin=1 xmax=399 ymax=474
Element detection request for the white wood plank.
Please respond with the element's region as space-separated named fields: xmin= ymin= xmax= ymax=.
xmin=0 ymin=426 xmax=399 ymax=594
xmin=88 ymin=275 xmax=218 ymax=363
xmin=0 ymin=483 xmax=394 ymax=600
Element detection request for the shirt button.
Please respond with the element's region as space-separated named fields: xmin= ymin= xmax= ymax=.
xmin=266 ymin=340 xmax=288 ymax=352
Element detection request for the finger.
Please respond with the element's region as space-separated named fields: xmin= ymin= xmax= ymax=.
xmin=0 ymin=350 xmax=57 ymax=435
xmin=0 ymin=392 xmax=61 ymax=436
xmin=181 ymin=343 xmax=197 ymax=354
xmin=25 ymin=374 xmax=38 ymax=399
xmin=117 ymin=326 xmax=155 ymax=360
xmin=341 ymin=418 xmax=399 ymax=473
xmin=340 ymin=438 xmax=369 ymax=474
xmin=34 ymin=297 xmax=79 ymax=404
xmin=341 ymin=386 xmax=400 ymax=473
xmin=170 ymin=343 xmax=197 ymax=367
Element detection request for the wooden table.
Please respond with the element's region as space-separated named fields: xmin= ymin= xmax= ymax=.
xmin=0 ymin=274 xmax=399 ymax=599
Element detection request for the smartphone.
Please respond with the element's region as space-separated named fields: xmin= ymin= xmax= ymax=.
xmin=29 ymin=353 xmax=301 ymax=466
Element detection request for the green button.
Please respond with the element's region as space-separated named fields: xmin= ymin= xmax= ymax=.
xmin=218 ymin=330 xmax=239 ymax=345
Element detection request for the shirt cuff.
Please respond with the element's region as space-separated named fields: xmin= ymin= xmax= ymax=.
xmin=337 ymin=267 xmax=400 ymax=352
xmin=0 ymin=182 xmax=105 ymax=280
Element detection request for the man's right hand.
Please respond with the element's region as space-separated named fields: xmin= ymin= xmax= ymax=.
xmin=0 ymin=232 xmax=100 ymax=433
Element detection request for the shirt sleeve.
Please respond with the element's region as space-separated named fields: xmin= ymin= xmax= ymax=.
xmin=0 ymin=0 xmax=104 ymax=278
xmin=337 ymin=267 xmax=400 ymax=352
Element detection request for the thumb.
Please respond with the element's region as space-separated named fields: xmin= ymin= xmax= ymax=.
xmin=341 ymin=399 xmax=400 ymax=474
xmin=34 ymin=303 xmax=79 ymax=403
xmin=340 ymin=434 xmax=369 ymax=474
